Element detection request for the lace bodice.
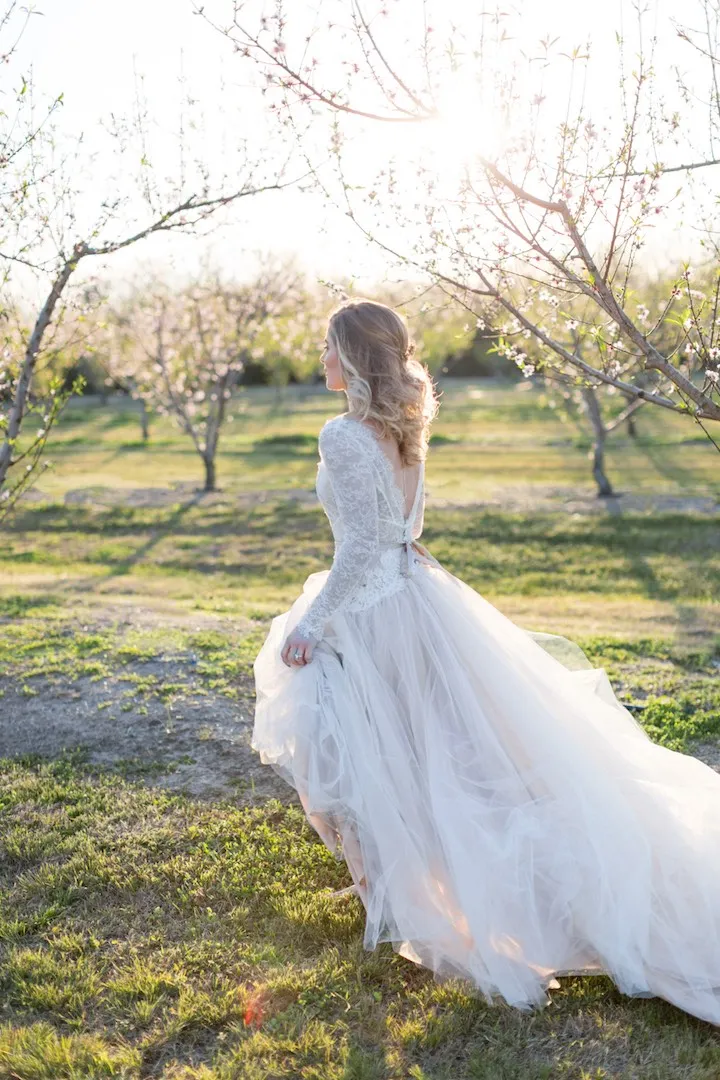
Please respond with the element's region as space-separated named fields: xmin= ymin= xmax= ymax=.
xmin=294 ymin=413 xmax=427 ymax=643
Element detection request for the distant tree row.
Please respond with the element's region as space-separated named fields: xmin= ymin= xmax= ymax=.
xmin=5 ymin=256 xmax=711 ymax=499
xmin=3 ymin=267 xmax=520 ymax=493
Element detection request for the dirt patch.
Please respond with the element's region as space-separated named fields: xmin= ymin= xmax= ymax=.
xmin=3 ymin=651 xmax=719 ymax=809
xmin=691 ymin=741 xmax=720 ymax=772
xmin=0 ymin=662 xmax=296 ymax=806
xmin=20 ymin=482 xmax=719 ymax=516
xmin=438 ymin=487 xmax=720 ymax=517
xmin=24 ymin=483 xmax=320 ymax=510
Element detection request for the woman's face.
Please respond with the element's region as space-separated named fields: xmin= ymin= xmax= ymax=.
xmin=321 ymin=329 xmax=346 ymax=392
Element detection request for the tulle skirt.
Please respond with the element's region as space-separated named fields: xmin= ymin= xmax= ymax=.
xmin=252 ymin=554 xmax=720 ymax=1025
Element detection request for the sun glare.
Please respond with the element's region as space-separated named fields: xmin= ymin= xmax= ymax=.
xmin=428 ymin=70 xmax=505 ymax=178
xmin=362 ymin=69 xmax=506 ymax=196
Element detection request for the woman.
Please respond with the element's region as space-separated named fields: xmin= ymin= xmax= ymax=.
xmin=253 ymin=298 xmax=720 ymax=1025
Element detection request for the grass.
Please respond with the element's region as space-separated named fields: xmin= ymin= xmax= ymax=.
xmin=1 ymin=380 xmax=720 ymax=1077
xmin=24 ymin=379 xmax=720 ymax=503
xmin=3 ymin=764 xmax=720 ymax=1079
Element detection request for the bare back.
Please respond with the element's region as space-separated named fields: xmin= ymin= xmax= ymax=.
xmin=359 ymin=418 xmax=422 ymax=520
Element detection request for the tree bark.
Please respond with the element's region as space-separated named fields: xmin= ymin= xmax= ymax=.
xmin=203 ymin=455 xmax=216 ymax=492
xmin=139 ymin=399 xmax=150 ymax=442
xmin=0 ymin=243 xmax=85 ymax=488
xmin=581 ymin=386 xmax=614 ymax=497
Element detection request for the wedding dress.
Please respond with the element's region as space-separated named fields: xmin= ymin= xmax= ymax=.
xmin=252 ymin=411 xmax=720 ymax=1025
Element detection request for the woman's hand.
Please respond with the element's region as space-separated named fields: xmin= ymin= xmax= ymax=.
xmin=281 ymin=629 xmax=316 ymax=668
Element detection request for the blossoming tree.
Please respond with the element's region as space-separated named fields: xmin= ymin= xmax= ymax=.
xmin=198 ymin=0 xmax=720 ymax=466
xmin=100 ymin=265 xmax=322 ymax=490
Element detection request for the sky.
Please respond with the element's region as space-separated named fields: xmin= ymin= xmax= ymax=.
xmin=10 ymin=0 xmax=373 ymax=299
xmin=8 ymin=0 xmax=716 ymax=302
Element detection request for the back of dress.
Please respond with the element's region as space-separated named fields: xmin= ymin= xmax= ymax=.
xmin=294 ymin=413 xmax=426 ymax=643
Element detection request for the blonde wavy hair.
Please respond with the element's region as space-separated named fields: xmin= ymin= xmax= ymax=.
xmin=328 ymin=298 xmax=440 ymax=466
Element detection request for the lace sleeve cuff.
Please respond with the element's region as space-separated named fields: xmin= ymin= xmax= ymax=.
xmin=294 ymin=615 xmax=323 ymax=643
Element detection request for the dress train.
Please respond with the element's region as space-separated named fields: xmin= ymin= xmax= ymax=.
xmin=254 ymin=554 xmax=720 ymax=1024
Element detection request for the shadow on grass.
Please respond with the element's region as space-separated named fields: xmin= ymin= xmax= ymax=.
xmin=4 ymin=498 xmax=720 ymax=611
xmin=0 ymin=594 xmax=65 ymax=618
xmin=633 ymin=437 xmax=720 ymax=500
xmin=429 ymin=510 xmax=719 ymax=605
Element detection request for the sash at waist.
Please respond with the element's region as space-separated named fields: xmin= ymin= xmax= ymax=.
xmin=374 ymin=537 xmax=440 ymax=576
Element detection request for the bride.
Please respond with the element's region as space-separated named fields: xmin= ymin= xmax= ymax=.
xmin=253 ymin=298 xmax=720 ymax=1025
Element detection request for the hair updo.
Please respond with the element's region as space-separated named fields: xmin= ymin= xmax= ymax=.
xmin=328 ymin=298 xmax=440 ymax=466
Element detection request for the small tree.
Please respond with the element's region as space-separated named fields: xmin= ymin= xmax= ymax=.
xmin=102 ymin=264 xmax=312 ymax=490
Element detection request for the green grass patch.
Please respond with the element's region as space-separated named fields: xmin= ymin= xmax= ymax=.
xmin=0 ymin=615 xmax=265 ymax=701
xmin=3 ymin=505 xmax=718 ymax=613
xmin=2 ymin=762 xmax=720 ymax=1078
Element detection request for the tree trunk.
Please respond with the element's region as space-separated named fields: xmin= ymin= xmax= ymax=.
xmin=203 ymin=455 xmax=216 ymax=492
xmin=139 ymin=399 xmax=150 ymax=442
xmin=627 ymin=413 xmax=637 ymax=438
xmin=581 ymin=386 xmax=614 ymax=497
xmin=0 ymin=245 xmax=84 ymax=488
xmin=590 ymin=436 xmax=614 ymax=496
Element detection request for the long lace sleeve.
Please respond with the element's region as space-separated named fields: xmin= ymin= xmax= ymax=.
xmin=294 ymin=419 xmax=380 ymax=643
